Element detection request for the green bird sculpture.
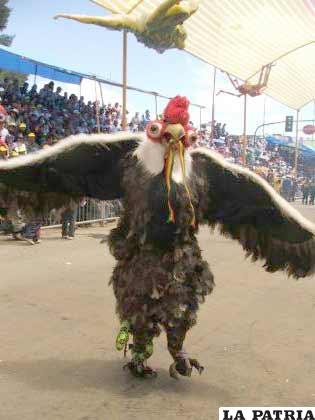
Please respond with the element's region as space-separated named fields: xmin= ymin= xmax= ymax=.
xmin=55 ymin=0 xmax=199 ymax=53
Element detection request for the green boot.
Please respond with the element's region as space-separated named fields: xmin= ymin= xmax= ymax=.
xmin=124 ymin=339 xmax=156 ymax=378
xmin=116 ymin=320 xmax=130 ymax=351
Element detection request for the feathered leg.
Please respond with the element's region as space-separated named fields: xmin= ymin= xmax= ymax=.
xmin=124 ymin=328 xmax=157 ymax=378
xmin=164 ymin=322 xmax=204 ymax=379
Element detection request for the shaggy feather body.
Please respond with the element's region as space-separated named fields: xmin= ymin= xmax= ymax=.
xmin=109 ymin=154 xmax=214 ymax=340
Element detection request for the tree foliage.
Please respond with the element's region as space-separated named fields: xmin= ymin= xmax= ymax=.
xmin=0 ymin=0 xmax=14 ymax=46
xmin=0 ymin=1 xmax=27 ymax=83
xmin=0 ymin=70 xmax=27 ymax=84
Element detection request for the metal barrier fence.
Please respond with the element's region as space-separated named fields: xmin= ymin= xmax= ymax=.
xmin=42 ymin=199 xmax=122 ymax=229
xmin=0 ymin=199 xmax=122 ymax=232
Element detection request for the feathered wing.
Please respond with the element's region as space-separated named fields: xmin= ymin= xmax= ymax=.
xmin=0 ymin=132 xmax=143 ymax=217
xmin=54 ymin=13 xmax=140 ymax=32
xmin=191 ymin=148 xmax=315 ymax=279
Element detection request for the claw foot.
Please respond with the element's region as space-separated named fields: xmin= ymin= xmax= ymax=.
xmin=123 ymin=361 xmax=157 ymax=378
xmin=169 ymin=357 xmax=204 ymax=379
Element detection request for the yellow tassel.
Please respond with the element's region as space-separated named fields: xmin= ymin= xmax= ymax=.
xmin=164 ymin=144 xmax=175 ymax=223
xmin=164 ymin=141 xmax=196 ymax=228
xmin=178 ymin=141 xmax=196 ymax=228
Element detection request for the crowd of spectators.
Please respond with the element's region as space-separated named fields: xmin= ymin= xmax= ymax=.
xmin=301 ymin=179 xmax=315 ymax=205
xmin=0 ymin=78 xmax=151 ymax=159
xmin=197 ymin=122 xmax=315 ymax=203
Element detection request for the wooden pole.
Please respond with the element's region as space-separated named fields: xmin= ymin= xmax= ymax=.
xmin=294 ymin=109 xmax=300 ymax=177
xmin=122 ymin=30 xmax=128 ymax=131
xmin=211 ymin=67 xmax=217 ymax=143
xmin=243 ymin=94 xmax=247 ymax=165
xmin=154 ymin=94 xmax=158 ymax=119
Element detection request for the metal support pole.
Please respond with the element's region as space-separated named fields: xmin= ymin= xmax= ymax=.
xmin=211 ymin=67 xmax=217 ymax=142
xmin=294 ymin=109 xmax=300 ymax=177
xmin=262 ymin=96 xmax=266 ymax=138
xmin=243 ymin=94 xmax=247 ymax=165
xmin=98 ymin=81 xmax=104 ymax=107
xmin=122 ymin=30 xmax=128 ymax=131
xmin=34 ymin=64 xmax=38 ymax=85
xmin=199 ymin=106 xmax=202 ymax=130
xmin=94 ymin=78 xmax=101 ymax=133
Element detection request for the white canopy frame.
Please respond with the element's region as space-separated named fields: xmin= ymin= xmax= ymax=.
xmin=93 ymin=0 xmax=315 ymax=174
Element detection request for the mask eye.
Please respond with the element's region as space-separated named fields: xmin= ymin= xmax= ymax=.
xmin=146 ymin=121 xmax=165 ymax=141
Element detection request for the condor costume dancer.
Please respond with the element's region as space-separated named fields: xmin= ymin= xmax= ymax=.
xmin=1 ymin=97 xmax=315 ymax=379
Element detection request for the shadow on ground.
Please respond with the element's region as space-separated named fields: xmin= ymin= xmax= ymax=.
xmin=0 ymin=358 xmax=230 ymax=402
xmin=86 ymin=233 xmax=109 ymax=241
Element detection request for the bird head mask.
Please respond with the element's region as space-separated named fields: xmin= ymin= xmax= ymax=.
xmin=146 ymin=96 xmax=197 ymax=148
xmin=146 ymin=96 xmax=197 ymax=227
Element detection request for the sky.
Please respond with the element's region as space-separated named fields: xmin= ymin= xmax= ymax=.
xmin=4 ymin=0 xmax=315 ymax=137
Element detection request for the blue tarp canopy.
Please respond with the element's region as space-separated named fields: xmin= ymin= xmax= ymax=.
xmin=265 ymin=136 xmax=293 ymax=147
xmin=266 ymin=136 xmax=315 ymax=157
xmin=0 ymin=48 xmax=81 ymax=85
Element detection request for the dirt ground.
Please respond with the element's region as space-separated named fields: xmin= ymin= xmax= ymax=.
xmin=1 ymin=204 xmax=315 ymax=420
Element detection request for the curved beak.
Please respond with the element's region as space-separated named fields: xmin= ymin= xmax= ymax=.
xmin=164 ymin=123 xmax=185 ymax=144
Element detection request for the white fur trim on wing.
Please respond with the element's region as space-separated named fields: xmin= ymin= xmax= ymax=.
xmin=0 ymin=131 xmax=145 ymax=170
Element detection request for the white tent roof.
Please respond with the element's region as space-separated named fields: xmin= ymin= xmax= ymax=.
xmin=97 ymin=0 xmax=315 ymax=110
